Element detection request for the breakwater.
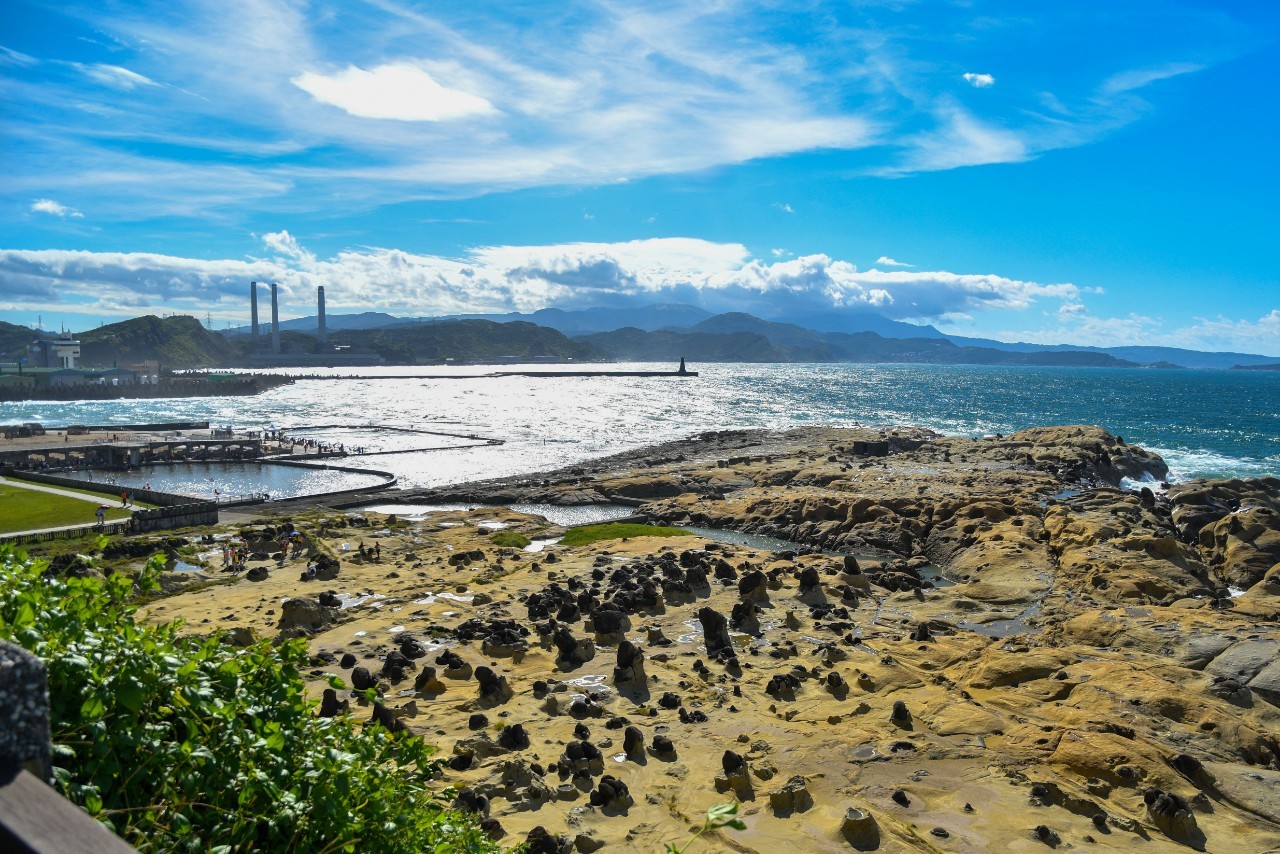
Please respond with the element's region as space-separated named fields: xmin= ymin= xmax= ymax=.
xmin=0 ymin=375 xmax=293 ymax=403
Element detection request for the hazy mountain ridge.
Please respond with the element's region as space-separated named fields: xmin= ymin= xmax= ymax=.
xmin=222 ymin=304 xmax=1278 ymax=367
xmin=330 ymin=320 xmax=602 ymax=364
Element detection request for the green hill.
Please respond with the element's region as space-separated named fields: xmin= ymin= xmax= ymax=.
xmin=78 ymin=315 xmax=236 ymax=369
xmin=0 ymin=320 xmax=38 ymax=359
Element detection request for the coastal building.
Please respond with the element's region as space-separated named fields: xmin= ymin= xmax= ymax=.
xmin=28 ymin=332 xmax=81 ymax=369
xmin=12 ymin=367 xmax=139 ymax=388
xmin=129 ymin=360 xmax=161 ymax=385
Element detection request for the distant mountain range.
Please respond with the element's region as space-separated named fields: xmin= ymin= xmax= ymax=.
xmin=7 ymin=305 xmax=1278 ymax=370
xmin=225 ymin=304 xmax=1280 ymax=369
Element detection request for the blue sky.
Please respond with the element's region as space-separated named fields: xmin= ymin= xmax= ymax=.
xmin=2 ymin=0 xmax=1278 ymax=354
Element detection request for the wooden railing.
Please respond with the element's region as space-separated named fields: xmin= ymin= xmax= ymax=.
xmin=0 ymin=641 xmax=135 ymax=852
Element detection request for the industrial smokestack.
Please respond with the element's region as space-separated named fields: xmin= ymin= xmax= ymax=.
xmin=270 ymin=282 xmax=281 ymax=354
xmin=317 ymin=286 xmax=327 ymax=345
xmin=250 ymin=281 xmax=259 ymax=343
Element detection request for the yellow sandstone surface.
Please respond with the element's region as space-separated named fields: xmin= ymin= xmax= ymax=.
xmin=143 ymin=425 xmax=1280 ymax=852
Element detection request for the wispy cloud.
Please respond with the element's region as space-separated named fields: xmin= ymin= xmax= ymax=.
xmin=73 ymin=62 xmax=158 ymax=89
xmin=0 ymin=1 xmax=1239 ymax=218
xmin=1100 ymin=62 xmax=1202 ymax=96
xmin=875 ymin=256 xmax=913 ymax=267
xmin=30 ymin=199 xmax=84 ymax=218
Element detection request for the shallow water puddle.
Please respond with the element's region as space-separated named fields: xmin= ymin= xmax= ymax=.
xmin=336 ymin=592 xmax=387 ymax=609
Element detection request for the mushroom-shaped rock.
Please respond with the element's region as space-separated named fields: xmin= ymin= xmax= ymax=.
xmin=730 ymin=601 xmax=762 ymax=635
xmin=452 ymin=788 xmax=491 ymax=817
xmin=277 ymin=597 xmax=336 ymax=633
xmin=589 ymin=775 xmax=633 ymax=813
xmin=476 ymin=666 xmax=514 ymax=703
xmin=497 ymin=723 xmax=531 ymax=751
xmin=590 ymin=607 xmax=629 ymax=638
xmin=738 ymin=570 xmax=769 ymax=602
xmin=524 ymin=826 xmax=570 ymax=854
xmin=797 ymin=566 xmax=826 ymax=605
xmin=765 ymin=673 xmax=802 ymax=701
xmin=715 ymin=750 xmax=754 ymax=797
xmin=561 ymin=739 xmax=604 ymax=775
xmin=623 ymin=726 xmax=646 ymax=761
xmin=769 ymin=775 xmax=814 ymax=815
xmin=414 ymin=665 xmax=447 ymax=695
xmin=840 ymin=807 xmax=880 ymax=850
xmin=698 ymin=607 xmax=734 ymax=658
xmin=319 ymin=688 xmax=348 ymax=718
xmin=1144 ymin=788 xmax=1200 ymax=841
xmin=368 ymin=702 xmax=408 ymax=734
xmin=650 ymin=735 xmax=677 ymax=759
xmin=351 ymin=665 xmax=376 ymax=691
xmin=613 ymin=640 xmax=646 ymax=684
xmin=553 ymin=626 xmax=596 ymax=667
xmin=436 ymin=650 xmax=473 ymax=680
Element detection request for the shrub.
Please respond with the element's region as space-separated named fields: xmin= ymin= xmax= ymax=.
xmin=488 ymin=531 xmax=532 ymax=549
xmin=0 ymin=543 xmax=500 ymax=853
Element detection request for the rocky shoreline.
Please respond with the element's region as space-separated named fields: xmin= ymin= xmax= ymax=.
xmin=144 ymin=424 xmax=1280 ymax=851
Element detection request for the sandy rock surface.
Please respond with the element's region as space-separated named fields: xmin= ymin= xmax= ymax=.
xmin=144 ymin=425 xmax=1280 ymax=852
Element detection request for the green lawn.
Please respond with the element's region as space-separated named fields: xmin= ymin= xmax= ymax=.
xmin=8 ymin=477 xmax=156 ymax=508
xmin=560 ymin=522 xmax=693 ymax=547
xmin=0 ymin=484 xmax=132 ymax=534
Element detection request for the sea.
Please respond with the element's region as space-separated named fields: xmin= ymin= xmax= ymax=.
xmin=3 ymin=363 xmax=1276 ymax=499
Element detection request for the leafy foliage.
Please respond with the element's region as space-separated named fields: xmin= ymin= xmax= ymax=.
xmin=0 ymin=543 xmax=500 ymax=853
xmin=665 ymin=801 xmax=746 ymax=853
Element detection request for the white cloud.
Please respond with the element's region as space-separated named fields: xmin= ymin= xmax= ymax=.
xmin=0 ymin=234 xmax=1080 ymax=326
xmin=963 ymin=72 xmax=995 ymax=88
xmin=875 ymin=256 xmax=913 ymax=267
xmin=1176 ymin=310 xmax=1280 ymax=355
xmin=777 ymin=203 xmax=795 ymax=213
xmin=31 ymin=199 xmax=83 ymax=218
xmin=261 ymin=230 xmax=316 ymax=264
xmin=292 ymin=62 xmax=496 ymax=121
xmin=76 ymin=63 xmax=157 ymax=89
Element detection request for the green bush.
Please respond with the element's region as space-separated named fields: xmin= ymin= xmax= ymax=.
xmin=488 ymin=531 xmax=532 ymax=549
xmin=560 ymin=523 xmax=692 ymax=547
xmin=0 ymin=543 xmax=500 ymax=853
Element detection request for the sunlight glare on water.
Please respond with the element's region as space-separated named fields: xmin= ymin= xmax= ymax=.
xmin=3 ymin=363 xmax=1276 ymax=489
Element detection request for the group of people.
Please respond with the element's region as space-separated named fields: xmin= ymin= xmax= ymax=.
xmin=221 ymin=542 xmax=251 ymax=572
xmin=274 ymin=434 xmax=367 ymax=455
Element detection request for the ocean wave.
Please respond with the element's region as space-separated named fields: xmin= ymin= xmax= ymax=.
xmin=1148 ymin=446 xmax=1279 ymax=483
